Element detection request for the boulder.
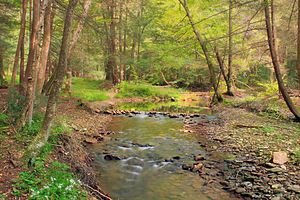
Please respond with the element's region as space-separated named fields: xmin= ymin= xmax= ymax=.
xmin=272 ymin=151 xmax=288 ymax=165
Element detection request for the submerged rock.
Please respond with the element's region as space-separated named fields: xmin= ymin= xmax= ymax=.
xmin=182 ymin=164 xmax=192 ymax=171
xmin=194 ymin=154 xmax=205 ymax=161
xmin=172 ymin=156 xmax=181 ymax=160
xmin=104 ymin=155 xmax=121 ymax=161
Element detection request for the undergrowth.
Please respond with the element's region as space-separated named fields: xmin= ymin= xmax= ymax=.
xmin=67 ymin=78 xmax=109 ymax=102
xmin=116 ymin=81 xmax=181 ymax=99
xmin=12 ymin=115 xmax=86 ymax=199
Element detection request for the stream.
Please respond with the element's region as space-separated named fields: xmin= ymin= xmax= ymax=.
xmin=89 ymin=113 xmax=229 ymax=200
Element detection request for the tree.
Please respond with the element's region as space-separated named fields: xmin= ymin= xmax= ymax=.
xmin=226 ymin=0 xmax=234 ymax=96
xmin=297 ymin=0 xmax=300 ymax=89
xmin=264 ymin=0 xmax=300 ymax=120
xmin=36 ymin=1 xmax=54 ymax=94
xmin=178 ymin=0 xmax=223 ymax=102
xmin=28 ymin=0 xmax=79 ymax=159
xmin=11 ymin=0 xmax=28 ymax=86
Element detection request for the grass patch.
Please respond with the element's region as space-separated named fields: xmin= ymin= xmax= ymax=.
xmin=261 ymin=126 xmax=277 ymax=134
xmin=116 ymin=82 xmax=181 ymax=99
xmin=68 ymin=78 xmax=109 ymax=102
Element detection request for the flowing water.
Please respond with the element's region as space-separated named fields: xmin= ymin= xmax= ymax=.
xmin=89 ymin=114 xmax=227 ymax=200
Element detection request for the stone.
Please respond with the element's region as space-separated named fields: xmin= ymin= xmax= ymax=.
xmin=172 ymin=156 xmax=181 ymax=160
xmin=288 ymin=185 xmax=300 ymax=193
xmin=192 ymin=163 xmax=203 ymax=172
xmin=194 ymin=154 xmax=205 ymax=161
xmin=271 ymin=197 xmax=281 ymax=200
xmin=104 ymin=155 xmax=121 ymax=161
xmin=271 ymin=184 xmax=282 ymax=189
xmin=236 ymin=187 xmax=246 ymax=193
xmin=84 ymin=138 xmax=98 ymax=144
xmin=272 ymin=152 xmax=288 ymax=165
xmin=267 ymin=167 xmax=284 ymax=173
xmin=182 ymin=164 xmax=192 ymax=171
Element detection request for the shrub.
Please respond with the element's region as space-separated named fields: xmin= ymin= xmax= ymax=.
xmin=116 ymin=81 xmax=180 ymax=99
xmin=7 ymin=87 xmax=25 ymax=122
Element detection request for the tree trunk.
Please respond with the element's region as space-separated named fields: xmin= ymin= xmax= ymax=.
xmin=11 ymin=0 xmax=28 ymax=86
xmin=109 ymin=0 xmax=119 ymax=85
xmin=122 ymin=3 xmax=128 ymax=81
xmin=178 ymin=0 xmax=222 ymax=102
xmin=28 ymin=0 xmax=79 ymax=160
xmin=264 ymin=0 xmax=300 ymax=120
xmin=0 ymin=51 xmax=6 ymax=87
xmin=17 ymin=0 xmax=40 ymax=128
xmin=36 ymin=1 xmax=53 ymax=94
xmin=297 ymin=0 xmax=300 ymax=89
xmin=226 ymin=0 xmax=234 ymax=96
xmin=119 ymin=0 xmax=123 ymax=81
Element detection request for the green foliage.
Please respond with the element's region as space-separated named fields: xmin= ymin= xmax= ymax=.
xmin=261 ymin=126 xmax=277 ymax=134
xmin=256 ymin=82 xmax=278 ymax=97
xmin=16 ymin=115 xmax=43 ymax=143
xmin=68 ymin=78 xmax=109 ymax=102
xmin=292 ymin=149 xmax=300 ymax=164
xmin=52 ymin=116 xmax=71 ymax=135
xmin=118 ymin=101 xmax=209 ymax=114
xmin=7 ymin=87 xmax=25 ymax=122
xmin=13 ymin=160 xmax=87 ymax=200
xmin=0 ymin=194 xmax=7 ymax=199
xmin=0 ymin=113 xmax=8 ymax=125
xmin=116 ymin=81 xmax=180 ymax=99
xmin=286 ymin=59 xmax=298 ymax=88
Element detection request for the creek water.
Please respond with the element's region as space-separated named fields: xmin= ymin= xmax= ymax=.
xmin=89 ymin=114 xmax=219 ymax=200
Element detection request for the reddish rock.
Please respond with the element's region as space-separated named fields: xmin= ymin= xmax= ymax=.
xmin=272 ymin=151 xmax=288 ymax=165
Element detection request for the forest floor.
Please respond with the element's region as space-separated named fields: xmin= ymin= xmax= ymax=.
xmin=0 ymin=85 xmax=300 ymax=199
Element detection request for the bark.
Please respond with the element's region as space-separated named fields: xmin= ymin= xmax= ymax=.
xmin=28 ymin=0 xmax=79 ymax=159
xmin=0 ymin=51 xmax=6 ymax=87
xmin=17 ymin=0 xmax=50 ymax=127
xmin=178 ymin=0 xmax=222 ymax=102
xmin=69 ymin=0 xmax=91 ymax=52
xmin=297 ymin=0 xmax=300 ymax=89
xmin=103 ymin=19 xmax=112 ymax=81
xmin=122 ymin=6 xmax=128 ymax=81
xmin=36 ymin=1 xmax=53 ymax=94
xmin=20 ymin=31 xmax=25 ymax=93
xmin=108 ymin=0 xmax=119 ymax=85
xmin=264 ymin=0 xmax=300 ymax=120
xmin=118 ymin=1 xmax=123 ymax=81
xmin=17 ymin=0 xmax=40 ymax=128
xmin=11 ymin=0 xmax=28 ymax=86
xmin=226 ymin=0 xmax=234 ymax=96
